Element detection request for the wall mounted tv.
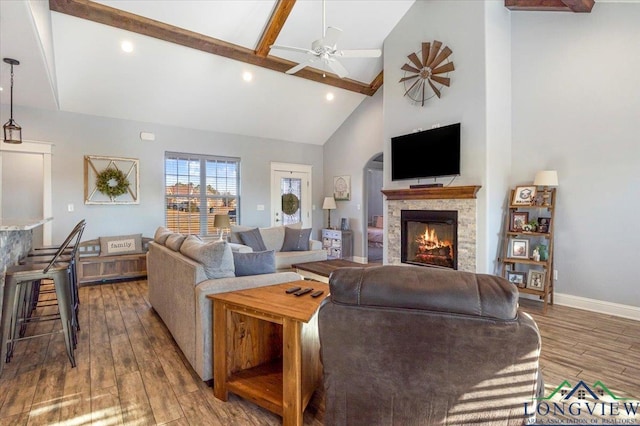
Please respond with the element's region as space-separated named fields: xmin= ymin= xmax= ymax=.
xmin=391 ymin=122 xmax=460 ymax=181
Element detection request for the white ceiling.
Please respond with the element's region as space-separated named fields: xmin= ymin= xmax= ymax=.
xmin=0 ymin=0 xmax=415 ymax=145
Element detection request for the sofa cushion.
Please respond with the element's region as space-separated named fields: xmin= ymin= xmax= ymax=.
xmin=230 ymin=223 xmax=303 ymax=251
xmin=281 ymin=227 xmax=312 ymax=252
xmin=153 ymin=226 xmax=173 ymax=245
xmin=165 ymin=233 xmax=188 ymax=251
xmin=276 ymin=249 xmax=327 ymax=270
xmin=238 ymin=228 xmax=267 ymax=251
xmin=232 ymin=250 xmax=276 ymax=277
xmin=180 ymin=235 xmax=235 ymax=279
xmin=99 ymin=233 xmax=143 ymax=256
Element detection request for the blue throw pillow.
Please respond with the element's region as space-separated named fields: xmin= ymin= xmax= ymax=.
xmin=233 ymin=250 xmax=276 ymax=277
xmin=238 ymin=228 xmax=267 ymax=251
xmin=281 ymin=227 xmax=312 ymax=252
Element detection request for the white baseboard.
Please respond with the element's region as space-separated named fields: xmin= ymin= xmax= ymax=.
xmin=551 ymin=293 xmax=640 ymax=321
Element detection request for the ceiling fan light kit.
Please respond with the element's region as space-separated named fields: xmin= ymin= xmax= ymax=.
xmin=3 ymin=58 xmax=22 ymax=144
xmin=400 ymin=40 xmax=455 ymax=106
xmin=270 ymin=0 xmax=381 ymax=79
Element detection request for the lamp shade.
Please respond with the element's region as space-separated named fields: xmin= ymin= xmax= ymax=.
xmin=213 ymin=214 xmax=231 ymax=229
xmin=534 ymin=170 xmax=558 ymax=187
xmin=322 ymin=196 xmax=337 ymax=210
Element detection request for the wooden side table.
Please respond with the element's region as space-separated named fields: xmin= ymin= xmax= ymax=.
xmin=208 ymin=281 xmax=329 ymax=426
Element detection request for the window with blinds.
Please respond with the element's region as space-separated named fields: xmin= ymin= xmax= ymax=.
xmin=165 ymin=152 xmax=239 ymax=237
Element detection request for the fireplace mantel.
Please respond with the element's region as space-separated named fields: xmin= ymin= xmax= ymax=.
xmin=382 ymin=185 xmax=481 ymax=200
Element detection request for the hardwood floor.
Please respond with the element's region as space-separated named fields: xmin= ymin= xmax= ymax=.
xmin=0 ymin=280 xmax=638 ymax=425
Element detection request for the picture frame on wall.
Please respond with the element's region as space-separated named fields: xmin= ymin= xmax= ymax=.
xmin=512 ymin=186 xmax=537 ymax=206
xmin=506 ymin=271 xmax=527 ymax=288
xmin=527 ymin=270 xmax=546 ymax=290
xmin=333 ymin=175 xmax=351 ymax=201
xmin=510 ymin=239 xmax=529 ymax=259
xmin=510 ymin=212 xmax=529 ymax=232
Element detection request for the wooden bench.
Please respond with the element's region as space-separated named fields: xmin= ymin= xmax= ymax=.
xmin=77 ymin=237 xmax=152 ymax=285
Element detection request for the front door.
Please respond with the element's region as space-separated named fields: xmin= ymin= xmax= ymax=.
xmin=271 ymin=163 xmax=312 ymax=228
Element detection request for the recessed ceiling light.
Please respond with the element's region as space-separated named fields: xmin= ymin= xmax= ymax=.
xmin=242 ymin=72 xmax=253 ymax=82
xmin=326 ymin=92 xmax=335 ymax=101
xmin=121 ymin=41 xmax=134 ymax=53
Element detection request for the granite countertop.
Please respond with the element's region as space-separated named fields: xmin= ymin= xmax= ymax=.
xmin=0 ymin=217 xmax=53 ymax=231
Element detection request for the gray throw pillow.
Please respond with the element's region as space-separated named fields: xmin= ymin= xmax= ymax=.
xmin=180 ymin=235 xmax=235 ymax=279
xmin=153 ymin=226 xmax=173 ymax=245
xmin=165 ymin=233 xmax=187 ymax=251
xmin=99 ymin=234 xmax=143 ymax=256
xmin=233 ymin=250 xmax=276 ymax=277
xmin=281 ymin=227 xmax=312 ymax=252
xmin=238 ymin=228 xmax=267 ymax=251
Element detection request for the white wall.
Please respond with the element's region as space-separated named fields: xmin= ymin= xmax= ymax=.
xmin=511 ymin=4 xmax=640 ymax=306
xmin=323 ymin=90 xmax=384 ymax=258
xmin=383 ymin=0 xmax=490 ymax=270
xmin=4 ymin=105 xmax=325 ymax=243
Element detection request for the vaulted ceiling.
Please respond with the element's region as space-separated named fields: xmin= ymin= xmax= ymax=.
xmin=0 ymin=0 xmax=415 ymax=145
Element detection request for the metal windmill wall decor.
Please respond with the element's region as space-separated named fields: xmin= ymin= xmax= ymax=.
xmin=399 ymin=40 xmax=455 ymax=106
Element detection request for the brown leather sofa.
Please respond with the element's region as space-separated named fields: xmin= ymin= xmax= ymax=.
xmin=318 ymin=265 xmax=543 ymax=425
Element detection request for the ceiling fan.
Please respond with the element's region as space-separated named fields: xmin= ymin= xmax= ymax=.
xmin=269 ymin=0 xmax=382 ymax=79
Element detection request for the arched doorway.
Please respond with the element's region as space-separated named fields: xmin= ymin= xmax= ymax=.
xmin=364 ymin=153 xmax=383 ymax=263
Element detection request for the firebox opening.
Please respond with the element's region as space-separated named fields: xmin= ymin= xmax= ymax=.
xmin=401 ymin=210 xmax=458 ymax=270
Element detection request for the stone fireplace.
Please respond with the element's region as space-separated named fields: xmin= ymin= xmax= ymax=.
xmin=382 ymin=186 xmax=480 ymax=273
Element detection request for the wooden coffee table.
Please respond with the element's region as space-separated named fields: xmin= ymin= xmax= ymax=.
xmin=292 ymin=259 xmax=378 ymax=283
xmin=209 ymin=280 xmax=329 ymax=426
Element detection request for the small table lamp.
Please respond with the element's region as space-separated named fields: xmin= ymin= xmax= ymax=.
xmin=322 ymin=196 xmax=337 ymax=229
xmin=534 ymin=170 xmax=558 ymax=207
xmin=213 ymin=214 xmax=231 ymax=240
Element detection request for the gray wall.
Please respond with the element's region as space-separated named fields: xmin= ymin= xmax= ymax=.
xmin=323 ymin=90 xmax=384 ymax=259
xmin=5 ymin=106 xmax=325 ymax=243
xmin=511 ymin=4 xmax=640 ymax=306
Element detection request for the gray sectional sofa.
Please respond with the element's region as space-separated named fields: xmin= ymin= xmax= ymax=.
xmin=146 ymin=227 xmax=302 ymax=381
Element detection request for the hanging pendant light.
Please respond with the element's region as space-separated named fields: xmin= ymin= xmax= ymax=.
xmin=3 ymin=58 xmax=22 ymax=144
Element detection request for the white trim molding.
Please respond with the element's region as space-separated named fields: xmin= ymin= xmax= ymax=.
xmin=553 ymin=293 xmax=640 ymax=321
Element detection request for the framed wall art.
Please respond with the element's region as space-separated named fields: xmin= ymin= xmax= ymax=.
xmin=85 ymin=155 xmax=139 ymax=204
xmin=333 ymin=175 xmax=351 ymax=201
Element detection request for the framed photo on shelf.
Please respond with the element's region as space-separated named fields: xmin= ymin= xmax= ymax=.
xmin=538 ymin=217 xmax=551 ymax=233
xmin=512 ymin=186 xmax=537 ymax=206
xmin=510 ymin=212 xmax=529 ymax=232
xmin=510 ymin=239 xmax=529 ymax=259
xmin=506 ymin=271 xmax=527 ymax=288
xmin=527 ymin=270 xmax=546 ymax=290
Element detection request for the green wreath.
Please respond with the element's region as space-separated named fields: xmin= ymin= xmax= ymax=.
xmin=281 ymin=193 xmax=300 ymax=215
xmin=96 ymin=168 xmax=130 ymax=200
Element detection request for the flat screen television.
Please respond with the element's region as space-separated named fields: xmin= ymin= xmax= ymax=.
xmin=391 ymin=123 xmax=460 ymax=181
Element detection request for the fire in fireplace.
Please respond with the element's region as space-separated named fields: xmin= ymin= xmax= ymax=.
xmin=401 ymin=210 xmax=458 ymax=269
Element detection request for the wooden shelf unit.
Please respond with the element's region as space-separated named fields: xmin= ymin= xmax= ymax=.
xmin=500 ymin=188 xmax=556 ymax=313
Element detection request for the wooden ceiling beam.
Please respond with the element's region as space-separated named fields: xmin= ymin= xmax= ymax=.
xmin=505 ymin=0 xmax=594 ymax=12
xmin=255 ymin=0 xmax=296 ymax=57
xmin=49 ymin=0 xmax=379 ymax=96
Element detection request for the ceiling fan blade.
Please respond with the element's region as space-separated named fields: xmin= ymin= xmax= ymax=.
xmin=432 ymin=62 xmax=455 ymax=75
xmin=401 ymin=63 xmax=420 ymax=74
xmin=404 ymin=77 xmax=421 ymax=97
xmin=408 ymin=52 xmax=423 ymax=70
xmin=428 ymin=79 xmax=442 ymax=99
xmin=322 ymin=26 xmax=343 ymax=48
xmin=337 ymin=49 xmax=381 ymax=58
xmin=430 ymin=75 xmax=450 ymax=87
xmin=426 ymin=40 xmax=442 ymax=68
xmin=399 ymin=75 xmax=419 ymax=83
xmin=429 ymin=47 xmax=453 ymax=70
xmin=328 ymin=58 xmax=349 ymax=78
xmin=270 ymin=44 xmax=316 ymax=55
xmin=422 ymin=42 xmax=430 ymax=66
xmin=286 ymin=58 xmax=316 ymax=75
